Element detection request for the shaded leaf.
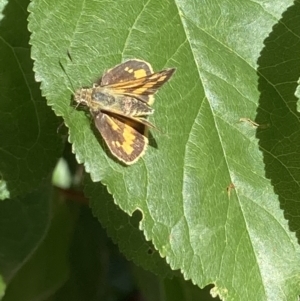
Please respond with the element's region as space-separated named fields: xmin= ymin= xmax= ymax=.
xmin=0 ymin=0 xmax=63 ymax=198
xmin=2 ymin=190 xmax=73 ymax=301
xmin=0 ymin=182 xmax=51 ymax=286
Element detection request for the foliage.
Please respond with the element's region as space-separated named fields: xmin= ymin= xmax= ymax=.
xmin=1 ymin=0 xmax=300 ymax=300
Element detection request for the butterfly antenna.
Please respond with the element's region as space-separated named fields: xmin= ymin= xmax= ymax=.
xmin=59 ymin=59 xmax=76 ymax=95
xmin=59 ymin=53 xmax=81 ymax=112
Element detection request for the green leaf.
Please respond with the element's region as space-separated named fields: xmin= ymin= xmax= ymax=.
xmin=0 ymin=0 xmax=63 ymax=198
xmin=28 ymin=1 xmax=300 ymax=300
xmin=0 ymin=182 xmax=51 ymax=288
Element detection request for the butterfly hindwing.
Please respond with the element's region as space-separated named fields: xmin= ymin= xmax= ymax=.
xmin=93 ymin=111 xmax=148 ymax=164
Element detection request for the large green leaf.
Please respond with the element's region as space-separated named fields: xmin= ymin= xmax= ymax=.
xmin=0 ymin=0 xmax=62 ymax=198
xmin=28 ymin=1 xmax=300 ymax=300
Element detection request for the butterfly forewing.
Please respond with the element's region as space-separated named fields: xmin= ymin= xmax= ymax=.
xmin=105 ymin=68 xmax=176 ymax=104
xmin=100 ymin=59 xmax=153 ymax=86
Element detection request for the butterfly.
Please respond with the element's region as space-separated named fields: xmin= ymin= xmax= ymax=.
xmin=74 ymin=59 xmax=176 ymax=164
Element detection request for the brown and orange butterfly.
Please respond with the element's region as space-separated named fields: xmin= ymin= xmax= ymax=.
xmin=75 ymin=59 xmax=176 ymax=164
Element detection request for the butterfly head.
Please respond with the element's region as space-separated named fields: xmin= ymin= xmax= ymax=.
xmin=74 ymin=88 xmax=92 ymax=108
